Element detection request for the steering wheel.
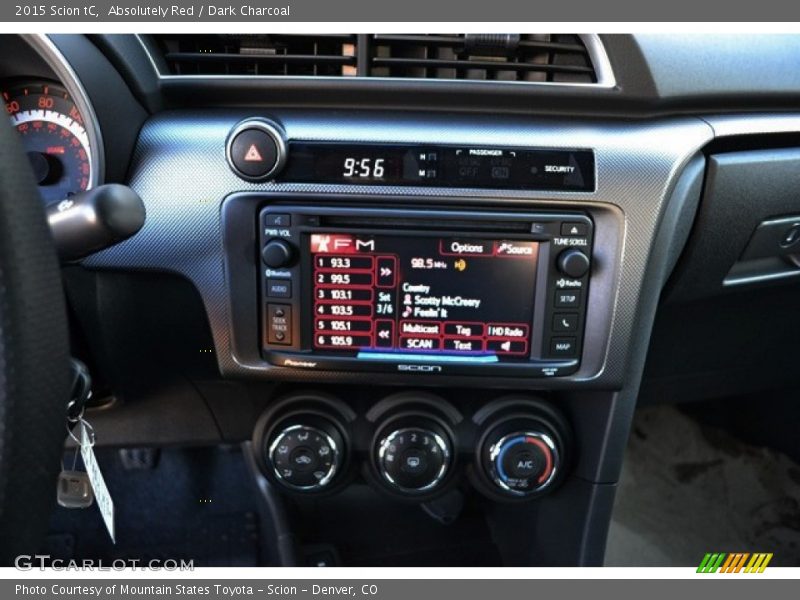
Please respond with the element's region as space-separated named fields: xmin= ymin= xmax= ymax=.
xmin=0 ymin=119 xmax=71 ymax=563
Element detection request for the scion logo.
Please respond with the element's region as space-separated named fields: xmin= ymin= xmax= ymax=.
xmin=696 ymin=552 xmax=773 ymax=573
xmin=397 ymin=364 xmax=443 ymax=373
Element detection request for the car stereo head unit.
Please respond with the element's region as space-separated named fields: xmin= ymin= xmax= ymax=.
xmin=259 ymin=205 xmax=593 ymax=377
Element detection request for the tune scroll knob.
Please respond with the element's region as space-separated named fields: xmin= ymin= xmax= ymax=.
xmin=556 ymin=248 xmax=590 ymax=278
xmin=262 ymin=239 xmax=295 ymax=268
xmin=485 ymin=431 xmax=558 ymax=496
xmin=376 ymin=426 xmax=452 ymax=494
xmin=268 ymin=423 xmax=343 ymax=491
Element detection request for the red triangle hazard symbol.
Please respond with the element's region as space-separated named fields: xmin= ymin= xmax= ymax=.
xmin=244 ymin=144 xmax=263 ymax=162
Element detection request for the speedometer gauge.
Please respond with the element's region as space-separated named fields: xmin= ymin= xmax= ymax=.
xmin=3 ymin=81 xmax=93 ymax=204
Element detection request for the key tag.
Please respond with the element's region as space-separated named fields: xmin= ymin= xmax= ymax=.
xmin=68 ymin=419 xmax=116 ymax=543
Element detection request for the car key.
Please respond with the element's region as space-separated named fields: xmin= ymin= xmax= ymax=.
xmin=57 ymin=359 xmax=95 ymax=509
xmin=57 ymin=469 xmax=94 ymax=509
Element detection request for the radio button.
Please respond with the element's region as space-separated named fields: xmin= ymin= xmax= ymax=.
xmin=549 ymin=337 xmax=577 ymax=358
xmin=554 ymin=289 xmax=581 ymax=308
xmin=266 ymin=279 xmax=292 ymax=299
xmin=267 ymin=304 xmax=292 ymax=345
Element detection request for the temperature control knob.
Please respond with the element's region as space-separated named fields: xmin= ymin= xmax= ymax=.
xmin=485 ymin=431 xmax=558 ymax=496
xmin=269 ymin=423 xmax=342 ymax=491
xmin=376 ymin=426 xmax=451 ymax=493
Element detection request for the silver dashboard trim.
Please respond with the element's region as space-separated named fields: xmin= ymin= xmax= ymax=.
xmin=83 ymin=110 xmax=714 ymax=388
xmin=21 ymin=34 xmax=105 ymax=190
xmin=135 ymin=33 xmax=616 ymax=89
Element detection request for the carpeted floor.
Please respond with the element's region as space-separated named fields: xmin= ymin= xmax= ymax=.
xmin=605 ymin=405 xmax=800 ymax=566
xmin=45 ymin=445 xmax=262 ymax=566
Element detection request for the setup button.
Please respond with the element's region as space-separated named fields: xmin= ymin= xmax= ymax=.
xmin=554 ymin=289 xmax=581 ymax=308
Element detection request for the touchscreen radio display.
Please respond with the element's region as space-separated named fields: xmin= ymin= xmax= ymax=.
xmin=310 ymin=233 xmax=539 ymax=360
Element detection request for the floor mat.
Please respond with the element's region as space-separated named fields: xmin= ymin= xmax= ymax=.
xmin=45 ymin=445 xmax=262 ymax=566
xmin=605 ymin=405 xmax=800 ymax=566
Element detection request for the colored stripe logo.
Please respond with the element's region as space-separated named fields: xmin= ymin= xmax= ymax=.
xmin=697 ymin=553 xmax=773 ymax=573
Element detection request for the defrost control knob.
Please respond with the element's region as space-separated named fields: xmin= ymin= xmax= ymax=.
xmin=269 ymin=424 xmax=342 ymax=491
xmin=485 ymin=431 xmax=558 ymax=496
xmin=376 ymin=427 xmax=452 ymax=494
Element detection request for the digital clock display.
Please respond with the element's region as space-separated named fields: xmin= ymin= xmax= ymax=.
xmin=342 ymin=157 xmax=387 ymax=179
xmin=281 ymin=142 xmax=595 ymax=191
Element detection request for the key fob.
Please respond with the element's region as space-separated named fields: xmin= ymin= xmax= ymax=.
xmin=57 ymin=470 xmax=94 ymax=509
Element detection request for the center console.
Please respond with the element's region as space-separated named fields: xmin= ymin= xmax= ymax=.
xmin=84 ymin=108 xmax=711 ymax=565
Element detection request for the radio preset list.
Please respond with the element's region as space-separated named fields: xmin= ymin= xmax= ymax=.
xmin=258 ymin=205 xmax=593 ymax=378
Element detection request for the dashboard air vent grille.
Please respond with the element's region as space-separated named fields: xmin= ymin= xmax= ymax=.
xmin=368 ymin=34 xmax=596 ymax=83
xmin=153 ymin=34 xmax=358 ymax=76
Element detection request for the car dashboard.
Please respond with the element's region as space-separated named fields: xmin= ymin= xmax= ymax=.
xmin=4 ymin=32 xmax=800 ymax=566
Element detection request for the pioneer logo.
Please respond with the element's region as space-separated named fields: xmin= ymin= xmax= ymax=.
xmin=283 ymin=359 xmax=318 ymax=368
xmin=398 ymin=364 xmax=443 ymax=373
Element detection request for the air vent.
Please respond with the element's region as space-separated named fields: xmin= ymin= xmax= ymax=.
xmin=368 ymin=34 xmax=597 ymax=83
xmin=152 ymin=34 xmax=358 ymax=76
xmin=144 ymin=34 xmax=611 ymax=86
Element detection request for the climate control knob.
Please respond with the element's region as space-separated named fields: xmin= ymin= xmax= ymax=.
xmin=556 ymin=248 xmax=590 ymax=278
xmin=376 ymin=426 xmax=451 ymax=494
xmin=269 ymin=423 xmax=342 ymax=491
xmin=485 ymin=431 xmax=558 ymax=496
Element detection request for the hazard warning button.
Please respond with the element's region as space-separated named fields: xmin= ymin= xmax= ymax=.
xmin=226 ymin=119 xmax=286 ymax=181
